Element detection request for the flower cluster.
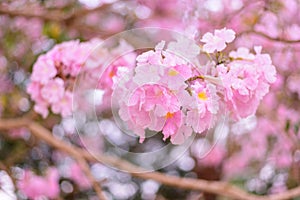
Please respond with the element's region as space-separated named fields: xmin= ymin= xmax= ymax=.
xmin=115 ymin=28 xmax=276 ymax=144
xmin=116 ymin=41 xmax=198 ymax=144
xmin=27 ymin=39 xmax=136 ymax=118
xmin=27 ymin=28 xmax=276 ymax=144
xmin=27 ymin=40 xmax=96 ymax=118
xmin=218 ymin=46 xmax=276 ymax=119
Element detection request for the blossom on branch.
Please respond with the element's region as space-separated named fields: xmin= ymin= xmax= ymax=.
xmin=200 ymin=28 xmax=235 ymax=53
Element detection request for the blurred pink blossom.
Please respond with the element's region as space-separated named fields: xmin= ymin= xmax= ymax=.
xmin=18 ymin=168 xmax=60 ymax=200
xmin=68 ymin=163 xmax=91 ymax=190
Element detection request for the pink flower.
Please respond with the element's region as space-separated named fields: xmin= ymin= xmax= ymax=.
xmin=41 ymin=78 xmax=64 ymax=103
xmin=97 ymin=53 xmax=136 ymax=110
xmin=17 ymin=168 xmax=60 ymax=200
xmin=26 ymin=81 xmax=42 ymax=102
xmin=170 ymin=123 xmax=193 ymax=144
xmin=229 ymin=47 xmax=255 ymax=60
xmin=27 ymin=39 xmax=107 ymax=118
xmin=218 ymin=47 xmax=276 ymax=119
xmin=68 ymin=163 xmax=91 ymax=190
xmin=34 ymin=101 xmax=49 ymax=118
xmin=115 ymin=38 xmax=276 ymax=145
xmin=186 ymin=82 xmax=219 ymax=133
xmin=28 ymin=82 xmax=50 ymax=119
xmin=166 ymin=35 xmax=201 ymax=61
xmin=117 ymin=39 xmax=220 ymax=144
xmin=162 ymin=51 xmax=189 ymax=66
xmin=254 ymin=46 xmax=277 ymax=84
xmin=31 ymin=55 xmax=57 ymax=84
xmin=160 ymin=65 xmax=193 ymax=91
xmin=51 ymin=91 xmax=73 ymax=117
xmin=218 ymin=61 xmax=260 ymax=119
xmin=198 ymin=145 xmax=225 ymax=167
xmin=121 ymin=84 xmax=182 ymax=142
xmin=162 ymin=111 xmax=182 ymax=141
xmin=136 ymin=41 xmax=188 ymax=67
xmin=136 ymin=41 xmax=165 ymax=66
xmin=47 ymin=40 xmax=92 ymax=76
xmin=201 ymin=28 xmax=235 ymax=53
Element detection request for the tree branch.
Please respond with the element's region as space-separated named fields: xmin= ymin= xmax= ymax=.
xmin=238 ymin=30 xmax=300 ymax=44
xmin=1 ymin=117 xmax=300 ymax=200
xmin=0 ymin=3 xmax=111 ymax=22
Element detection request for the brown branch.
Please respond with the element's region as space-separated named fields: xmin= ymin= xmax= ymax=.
xmin=28 ymin=122 xmax=107 ymax=200
xmin=1 ymin=117 xmax=300 ymax=200
xmin=0 ymin=4 xmax=65 ymax=21
xmin=238 ymin=30 xmax=300 ymax=44
xmin=74 ymin=153 xmax=106 ymax=199
xmin=0 ymin=3 xmax=111 ymax=22
xmin=0 ymin=3 xmax=120 ymax=39
xmin=0 ymin=117 xmax=107 ymax=200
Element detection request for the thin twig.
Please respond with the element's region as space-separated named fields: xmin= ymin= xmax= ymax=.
xmin=75 ymin=153 xmax=107 ymax=200
xmin=238 ymin=30 xmax=300 ymax=44
xmin=0 ymin=117 xmax=106 ymax=200
xmin=28 ymin=121 xmax=107 ymax=200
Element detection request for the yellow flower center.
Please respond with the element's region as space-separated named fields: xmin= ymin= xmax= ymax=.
xmin=198 ymin=91 xmax=208 ymax=100
xmin=165 ymin=112 xmax=174 ymax=119
xmin=109 ymin=70 xmax=115 ymax=78
xmin=168 ymin=69 xmax=179 ymax=76
xmin=155 ymin=90 xmax=163 ymax=97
